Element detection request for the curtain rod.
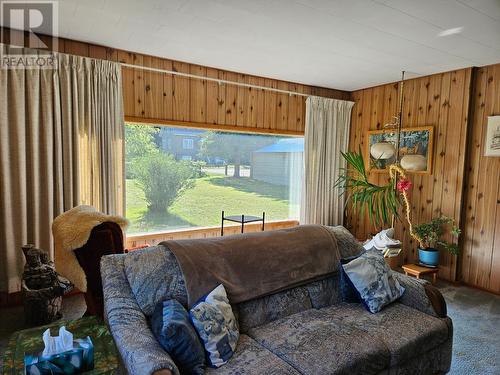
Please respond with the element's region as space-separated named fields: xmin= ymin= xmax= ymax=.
xmin=1 ymin=42 xmax=334 ymax=98
xmin=120 ymin=62 xmax=311 ymax=97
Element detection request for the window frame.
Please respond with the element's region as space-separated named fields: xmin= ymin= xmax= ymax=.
xmin=123 ymin=116 xmax=304 ymax=240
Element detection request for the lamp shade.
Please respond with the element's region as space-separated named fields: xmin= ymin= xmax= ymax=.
xmin=400 ymin=154 xmax=426 ymax=171
xmin=370 ymin=142 xmax=396 ymax=160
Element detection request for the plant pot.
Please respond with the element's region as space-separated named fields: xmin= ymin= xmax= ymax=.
xmin=418 ymin=247 xmax=439 ymax=267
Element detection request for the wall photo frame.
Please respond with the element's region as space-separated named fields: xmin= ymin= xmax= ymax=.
xmin=484 ymin=116 xmax=500 ymax=157
xmin=367 ymin=126 xmax=434 ymax=174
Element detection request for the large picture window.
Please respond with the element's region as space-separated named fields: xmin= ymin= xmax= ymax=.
xmin=125 ymin=123 xmax=304 ymax=234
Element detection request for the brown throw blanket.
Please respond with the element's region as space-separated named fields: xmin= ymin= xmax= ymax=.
xmin=162 ymin=225 xmax=339 ymax=307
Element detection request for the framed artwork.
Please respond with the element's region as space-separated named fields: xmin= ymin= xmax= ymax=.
xmin=484 ymin=116 xmax=500 ymax=157
xmin=367 ymin=126 xmax=434 ymax=174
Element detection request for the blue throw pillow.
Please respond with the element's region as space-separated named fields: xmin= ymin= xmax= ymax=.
xmin=189 ymin=284 xmax=239 ymax=368
xmin=342 ymin=249 xmax=405 ymax=313
xmin=150 ymin=299 xmax=205 ymax=375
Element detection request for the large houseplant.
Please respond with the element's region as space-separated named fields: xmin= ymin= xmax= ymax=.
xmin=335 ymin=147 xmax=402 ymax=231
xmin=413 ymin=216 xmax=460 ymax=267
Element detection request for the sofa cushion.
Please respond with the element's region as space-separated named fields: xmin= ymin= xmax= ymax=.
xmin=123 ymin=245 xmax=187 ymax=315
xmin=305 ymin=274 xmax=341 ymax=309
xmin=236 ymin=285 xmax=312 ymax=333
xmin=206 ymin=335 xmax=300 ymax=375
xmin=236 ymin=273 xmax=344 ymax=333
xmin=247 ymin=308 xmax=391 ymax=374
xmin=319 ymin=302 xmax=451 ymax=367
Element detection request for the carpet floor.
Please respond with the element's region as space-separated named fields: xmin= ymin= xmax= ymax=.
xmin=0 ymin=283 xmax=498 ymax=374
xmin=438 ymin=282 xmax=500 ymax=374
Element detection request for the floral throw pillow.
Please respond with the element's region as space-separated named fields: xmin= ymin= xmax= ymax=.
xmin=189 ymin=284 xmax=239 ymax=367
xmin=342 ymin=249 xmax=405 ymax=313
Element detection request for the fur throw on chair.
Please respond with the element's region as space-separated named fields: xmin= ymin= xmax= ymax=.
xmin=52 ymin=205 xmax=128 ymax=292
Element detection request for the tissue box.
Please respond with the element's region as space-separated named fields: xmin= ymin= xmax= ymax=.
xmin=24 ymin=337 xmax=94 ymax=375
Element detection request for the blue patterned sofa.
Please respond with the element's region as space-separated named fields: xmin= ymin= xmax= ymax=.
xmin=101 ymin=226 xmax=452 ymax=375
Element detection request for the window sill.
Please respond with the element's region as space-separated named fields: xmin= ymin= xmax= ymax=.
xmin=125 ymin=219 xmax=299 ymax=248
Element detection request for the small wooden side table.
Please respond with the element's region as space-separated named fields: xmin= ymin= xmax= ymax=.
xmin=402 ymin=264 xmax=439 ymax=284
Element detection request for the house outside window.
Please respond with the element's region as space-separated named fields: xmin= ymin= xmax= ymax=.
xmin=183 ymin=138 xmax=194 ymax=149
xmin=125 ymin=123 xmax=304 ymax=234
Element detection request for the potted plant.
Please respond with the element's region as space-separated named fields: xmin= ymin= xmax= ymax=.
xmin=413 ymin=216 xmax=461 ymax=267
xmin=335 ymin=147 xmax=401 ymax=231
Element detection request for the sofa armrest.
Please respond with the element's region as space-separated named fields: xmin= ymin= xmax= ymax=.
xmin=101 ymin=254 xmax=179 ymax=375
xmin=393 ymin=272 xmax=447 ymax=318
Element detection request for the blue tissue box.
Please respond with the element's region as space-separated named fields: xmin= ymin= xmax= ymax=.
xmin=24 ymin=337 xmax=94 ymax=375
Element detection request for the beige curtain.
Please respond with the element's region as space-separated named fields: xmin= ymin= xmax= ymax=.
xmin=0 ymin=46 xmax=124 ymax=292
xmin=58 ymin=54 xmax=125 ymax=214
xmin=300 ymin=96 xmax=354 ymax=226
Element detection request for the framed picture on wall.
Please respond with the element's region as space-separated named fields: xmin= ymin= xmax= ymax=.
xmin=485 ymin=116 xmax=500 ymax=157
xmin=367 ymin=126 xmax=434 ymax=174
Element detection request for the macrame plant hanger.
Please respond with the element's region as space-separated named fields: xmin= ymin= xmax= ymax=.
xmin=386 ymin=71 xmax=424 ymax=247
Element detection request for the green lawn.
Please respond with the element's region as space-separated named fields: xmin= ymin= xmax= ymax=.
xmin=126 ymin=174 xmax=296 ymax=233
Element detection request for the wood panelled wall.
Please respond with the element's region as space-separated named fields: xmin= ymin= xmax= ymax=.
xmin=118 ymin=53 xmax=348 ymax=134
xmin=461 ymin=63 xmax=500 ymax=293
xmin=1 ymin=28 xmax=349 ymax=134
xmin=348 ymin=69 xmax=473 ymax=282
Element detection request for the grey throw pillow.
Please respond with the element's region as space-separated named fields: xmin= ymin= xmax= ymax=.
xmin=342 ymin=249 xmax=405 ymax=313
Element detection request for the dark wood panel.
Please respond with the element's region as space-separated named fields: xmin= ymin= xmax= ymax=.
xmin=162 ymin=59 xmax=174 ymax=120
xmin=172 ymin=61 xmax=190 ymax=122
xmin=189 ymin=65 xmax=207 ymax=123
xmin=205 ymin=67 xmax=220 ymax=125
xmin=117 ymin=51 xmax=135 ymax=118
xmin=143 ymin=56 xmax=163 ymax=119
xmin=224 ymin=72 xmax=238 ymax=125
xmin=264 ymin=79 xmax=278 ymax=130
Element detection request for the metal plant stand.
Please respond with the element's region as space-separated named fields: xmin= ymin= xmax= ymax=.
xmin=221 ymin=211 xmax=265 ymax=236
